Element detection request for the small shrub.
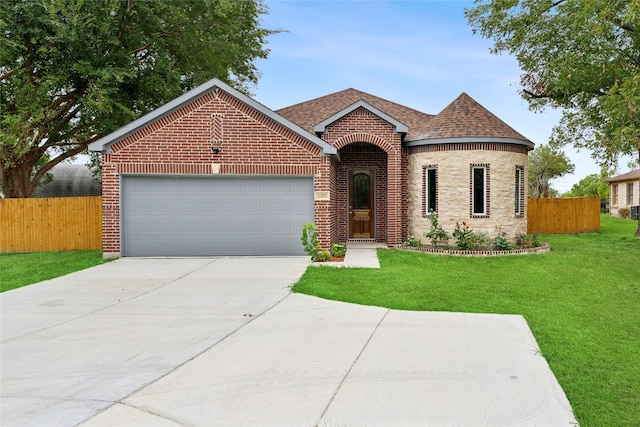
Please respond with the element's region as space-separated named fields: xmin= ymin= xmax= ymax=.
xmin=528 ymin=234 xmax=541 ymax=248
xmin=453 ymin=221 xmax=474 ymax=250
xmin=493 ymin=232 xmax=514 ymax=251
xmin=516 ymin=233 xmax=541 ymax=249
xmin=301 ymin=222 xmax=321 ymax=261
xmin=619 ymin=207 xmax=631 ymax=218
xmin=316 ymin=249 xmax=332 ymax=262
xmin=424 ymin=211 xmax=451 ymax=247
xmin=470 ymin=232 xmax=492 ymax=250
xmin=330 ymin=243 xmax=347 ymax=258
xmin=405 ymin=236 xmax=422 ymax=247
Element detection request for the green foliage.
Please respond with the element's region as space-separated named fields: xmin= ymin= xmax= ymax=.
xmin=470 ymin=231 xmax=492 ymax=249
xmin=516 ymin=233 xmax=540 ymax=249
xmin=528 ymin=144 xmax=575 ymax=198
xmin=423 ymin=211 xmax=451 ymax=247
xmin=452 ymin=221 xmax=474 ymax=250
xmin=316 ymin=249 xmax=332 ymax=262
xmin=330 ymin=243 xmax=347 ymax=258
xmin=301 ymin=222 xmax=321 ymax=261
xmin=293 ymin=215 xmax=640 ymax=426
xmin=405 ymin=236 xmax=422 ymax=247
xmin=0 ymin=250 xmax=109 ymax=292
xmin=563 ymin=168 xmax=612 ymax=198
xmin=493 ymin=232 xmax=514 ymax=251
xmin=465 ymin=0 xmax=640 ymax=169
xmin=0 ymin=0 xmax=278 ymax=197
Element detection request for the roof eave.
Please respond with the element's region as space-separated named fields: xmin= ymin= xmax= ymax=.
xmin=88 ymin=78 xmax=337 ymax=157
xmin=405 ymin=136 xmax=535 ymax=151
xmin=313 ymin=99 xmax=408 ymax=134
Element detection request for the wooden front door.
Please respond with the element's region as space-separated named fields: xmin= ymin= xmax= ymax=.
xmin=349 ymin=170 xmax=374 ymax=239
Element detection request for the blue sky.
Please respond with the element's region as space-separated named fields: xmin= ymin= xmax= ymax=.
xmin=253 ymin=0 xmax=633 ymax=192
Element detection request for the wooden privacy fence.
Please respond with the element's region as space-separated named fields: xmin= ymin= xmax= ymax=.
xmin=0 ymin=196 xmax=102 ymax=253
xmin=527 ymin=196 xmax=600 ymax=234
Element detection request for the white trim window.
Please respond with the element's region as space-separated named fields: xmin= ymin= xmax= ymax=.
xmin=515 ymin=166 xmax=525 ymax=217
xmin=471 ymin=164 xmax=490 ymax=217
xmin=423 ymin=165 xmax=438 ymax=215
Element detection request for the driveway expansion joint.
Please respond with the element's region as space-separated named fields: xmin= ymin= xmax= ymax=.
xmin=314 ymin=308 xmax=390 ymax=427
xmin=81 ymin=284 xmax=293 ymax=426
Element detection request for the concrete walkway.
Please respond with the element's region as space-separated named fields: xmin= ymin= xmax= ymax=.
xmin=317 ymin=241 xmax=386 ymax=268
xmin=1 ymin=257 xmax=577 ymax=426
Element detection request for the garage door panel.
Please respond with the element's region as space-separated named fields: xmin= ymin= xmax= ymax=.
xmin=121 ymin=176 xmax=313 ymax=256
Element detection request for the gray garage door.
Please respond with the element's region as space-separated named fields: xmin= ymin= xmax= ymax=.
xmin=121 ymin=175 xmax=313 ymax=256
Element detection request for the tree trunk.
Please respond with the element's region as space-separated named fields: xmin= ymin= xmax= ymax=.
xmin=635 ymin=218 xmax=640 ymax=237
xmin=0 ymin=163 xmax=38 ymax=198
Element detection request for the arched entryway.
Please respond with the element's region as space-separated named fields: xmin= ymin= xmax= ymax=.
xmin=337 ymin=142 xmax=388 ymax=242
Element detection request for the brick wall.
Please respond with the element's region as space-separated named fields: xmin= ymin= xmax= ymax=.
xmin=101 ymin=88 xmax=329 ymax=256
xmin=336 ymin=144 xmax=387 ymax=242
xmin=321 ymin=107 xmax=405 ymax=245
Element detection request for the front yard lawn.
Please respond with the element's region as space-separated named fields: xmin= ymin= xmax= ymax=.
xmin=0 ymin=250 xmax=108 ymax=292
xmin=293 ymin=215 xmax=640 ymax=427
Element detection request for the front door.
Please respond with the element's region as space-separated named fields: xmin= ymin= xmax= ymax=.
xmin=349 ymin=170 xmax=374 ymax=239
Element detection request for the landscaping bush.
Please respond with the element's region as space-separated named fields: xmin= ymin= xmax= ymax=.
xmin=330 ymin=243 xmax=347 ymax=258
xmin=423 ymin=210 xmax=450 ymax=247
xmin=405 ymin=236 xmax=422 ymax=247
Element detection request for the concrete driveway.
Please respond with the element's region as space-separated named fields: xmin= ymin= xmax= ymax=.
xmin=1 ymin=257 xmax=577 ymax=426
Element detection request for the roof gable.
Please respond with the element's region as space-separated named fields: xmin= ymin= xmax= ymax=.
xmin=277 ymin=88 xmax=433 ymax=138
xmin=88 ymin=78 xmax=336 ymax=156
xmin=313 ymin=100 xmax=408 ymax=134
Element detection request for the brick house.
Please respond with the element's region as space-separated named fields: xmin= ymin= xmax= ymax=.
xmin=606 ymin=169 xmax=640 ymax=218
xmin=90 ymin=78 xmax=533 ymax=257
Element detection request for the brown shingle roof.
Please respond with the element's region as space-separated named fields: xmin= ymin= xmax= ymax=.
xmin=276 ymin=89 xmax=531 ymax=144
xmin=605 ymin=169 xmax=640 ymax=183
xmin=410 ymin=92 xmax=529 ymax=141
xmin=276 ymin=88 xmax=434 ymax=138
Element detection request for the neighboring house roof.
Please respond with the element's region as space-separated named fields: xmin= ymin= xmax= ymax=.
xmin=605 ymin=169 xmax=640 ymax=183
xmin=33 ymin=164 xmax=101 ymax=198
xmin=278 ymin=89 xmax=533 ymax=149
xmin=88 ymin=78 xmax=337 ymax=156
xmin=276 ymin=88 xmax=434 ymax=138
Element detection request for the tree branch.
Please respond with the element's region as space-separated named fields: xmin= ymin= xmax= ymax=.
xmin=30 ymin=143 xmax=88 ymax=187
xmin=0 ymin=68 xmax=14 ymax=81
xmin=523 ymin=88 xmax=551 ymax=99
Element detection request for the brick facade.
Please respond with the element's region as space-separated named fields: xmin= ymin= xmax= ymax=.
xmin=100 ymin=88 xmax=331 ymax=256
xmin=319 ymin=107 xmax=405 ymax=246
xmin=93 ymin=80 xmax=533 ymax=256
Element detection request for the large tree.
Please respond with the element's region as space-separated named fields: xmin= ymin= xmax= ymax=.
xmin=466 ymin=0 xmax=640 ymax=235
xmin=563 ymin=170 xmax=612 ymax=198
xmin=528 ymin=144 xmax=575 ymax=197
xmin=0 ymin=0 xmax=276 ymax=198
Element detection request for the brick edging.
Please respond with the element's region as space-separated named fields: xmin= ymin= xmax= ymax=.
xmin=396 ymin=243 xmax=550 ymax=256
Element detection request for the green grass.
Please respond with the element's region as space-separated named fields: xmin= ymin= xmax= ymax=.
xmin=0 ymin=250 xmax=109 ymax=292
xmin=293 ymin=215 xmax=640 ymax=426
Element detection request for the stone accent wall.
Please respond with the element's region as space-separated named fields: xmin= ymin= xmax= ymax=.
xmin=609 ymin=180 xmax=640 ymax=217
xmin=407 ymin=146 xmax=529 ymax=242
